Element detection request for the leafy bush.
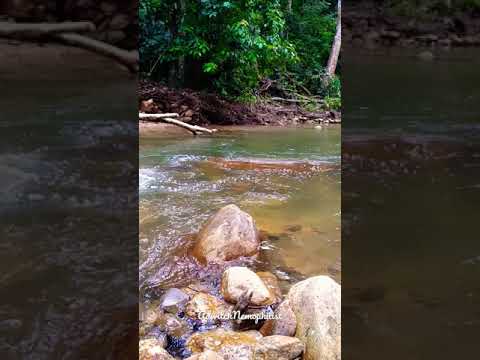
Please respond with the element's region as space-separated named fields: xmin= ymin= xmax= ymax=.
xmin=139 ymin=0 xmax=340 ymax=101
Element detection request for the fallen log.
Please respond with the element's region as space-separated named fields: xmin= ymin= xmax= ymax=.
xmin=0 ymin=21 xmax=95 ymax=38
xmin=139 ymin=113 xmax=217 ymax=135
xmin=139 ymin=113 xmax=179 ymax=119
xmin=54 ymin=33 xmax=139 ymax=72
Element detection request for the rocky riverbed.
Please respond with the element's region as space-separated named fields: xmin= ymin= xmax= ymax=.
xmin=140 ymin=204 xmax=341 ymax=360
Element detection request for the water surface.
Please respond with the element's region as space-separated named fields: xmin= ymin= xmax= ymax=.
xmin=139 ymin=127 xmax=341 ymax=297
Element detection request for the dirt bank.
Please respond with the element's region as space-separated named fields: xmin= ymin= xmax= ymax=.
xmin=139 ymin=80 xmax=341 ymax=127
xmin=344 ymin=2 xmax=480 ymax=48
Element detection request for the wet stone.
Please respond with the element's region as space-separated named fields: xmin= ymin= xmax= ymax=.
xmin=161 ymin=288 xmax=190 ymax=314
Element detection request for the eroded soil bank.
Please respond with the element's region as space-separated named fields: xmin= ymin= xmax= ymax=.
xmin=139 ymin=80 xmax=341 ymax=127
xmin=344 ymin=2 xmax=480 ymax=48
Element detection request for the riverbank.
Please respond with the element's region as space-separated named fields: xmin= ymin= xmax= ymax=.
xmin=344 ymin=2 xmax=480 ymax=48
xmin=139 ymin=80 xmax=341 ymax=128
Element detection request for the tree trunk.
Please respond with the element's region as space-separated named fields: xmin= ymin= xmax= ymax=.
xmin=177 ymin=0 xmax=186 ymax=86
xmin=168 ymin=0 xmax=186 ymax=88
xmin=325 ymin=0 xmax=341 ymax=83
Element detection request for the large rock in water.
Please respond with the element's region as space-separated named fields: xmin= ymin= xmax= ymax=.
xmin=193 ymin=204 xmax=260 ymax=264
xmin=221 ymin=267 xmax=274 ymax=306
xmin=287 ymin=276 xmax=341 ymax=360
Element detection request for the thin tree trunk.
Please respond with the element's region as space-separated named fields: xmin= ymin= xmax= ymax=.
xmin=325 ymin=0 xmax=341 ymax=83
xmin=177 ymin=0 xmax=186 ymax=86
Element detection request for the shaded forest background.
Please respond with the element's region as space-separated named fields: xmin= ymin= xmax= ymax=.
xmin=139 ymin=0 xmax=341 ymax=104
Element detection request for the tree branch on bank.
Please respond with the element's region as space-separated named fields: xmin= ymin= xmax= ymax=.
xmin=0 ymin=21 xmax=95 ymax=38
xmin=0 ymin=21 xmax=138 ymax=72
xmin=54 ymin=33 xmax=138 ymax=72
xmin=139 ymin=113 xmax=218 ymax=135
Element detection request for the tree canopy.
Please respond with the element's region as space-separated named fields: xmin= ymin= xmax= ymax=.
xmin=140 ymin=0 xmax=340 ymax=102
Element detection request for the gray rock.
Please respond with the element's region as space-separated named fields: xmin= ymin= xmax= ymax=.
xmin=260 ymin=300 xmax=297 ymax=337
xmin=193 ymin=204 xmax=260 ymax=264
xmin=221 ymin=267 xmax=274 ymax=306
xmin=253 ymin=335 xmax=304 ymax=360
xmin=287 ymin=276 xmax=340 ymax=360
xmin=160 ymin=288 xmax=190 ymax=313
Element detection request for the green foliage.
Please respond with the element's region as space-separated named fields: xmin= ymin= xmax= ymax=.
xmin=139 ymin=0 xmax=340 ymax=101
xmin=286 ymin=0 xmax=337 ymax=95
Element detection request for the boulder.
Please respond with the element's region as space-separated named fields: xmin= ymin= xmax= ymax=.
xmin=287 ymin=276 xmax=341 ymax=360
xmin=186 ymin=350 xmax=224 ymax=360
xmin=186 ymin=292 xmax=233 ymax=323
xmin=253 ymin=335 xmax=304 ymax=360
xmin=160 ymin=288 xmax=189 ymax=314
xmin=139 ymin=338 xmax=174 ymax=360
xmin=221 ymin=267 xmax=274 ymax=306
xmin=260 ymin=300 xmax=296 ymax=337
xmin=187 ymin=329 xmax=259 ymax=360
xmin=256 ymin=272 xmax=282 ymax=303
xmin=193 ymin=205 xmax=260 ymax=264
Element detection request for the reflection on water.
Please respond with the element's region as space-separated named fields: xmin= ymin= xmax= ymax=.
xmin=0 ymin=68 xmax=137 ymax=358
xmin=343 ymin=46 xmax=480 ymax=359
xmin=139 ymin=127 xmax=341 ymax=298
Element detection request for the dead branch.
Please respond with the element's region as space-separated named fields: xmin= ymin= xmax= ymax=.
xmin=139 ymin=113 xmax=217 ymax=135
xmin=0 ymin=21 xmax=95 ymax=38
xmin=54 ymin=33 xmax=139 ymax=72
xmin=138 ymin=113 xmax=179 ymax=119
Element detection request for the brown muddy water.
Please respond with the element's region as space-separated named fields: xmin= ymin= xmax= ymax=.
xmin=139 ymin=126 xmax=340 ymax=356
xmin=342 ymin=47 xmax=480 ymax=359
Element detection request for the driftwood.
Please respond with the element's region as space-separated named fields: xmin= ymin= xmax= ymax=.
xmin=54 ymin=33 xmax=138 ymax=72
xmin=0 ymin=21 xmax=138 ymax=72
xmin=139 ymin=113 xmax=217 ymax=135
xmin=0 ymin=21 xmax=95 ymax=38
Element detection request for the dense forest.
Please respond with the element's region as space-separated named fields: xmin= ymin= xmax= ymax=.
xmin=139 ymin=0 xmax=341 ymax=106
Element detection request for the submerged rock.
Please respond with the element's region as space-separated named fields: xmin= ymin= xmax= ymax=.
xmin=253 ymin=335 xmax=304 ymax=360
xmin=160 ymin=288 xmax=190 ymax=314
xmin=287 ymin=276 xmax=341 ymax=360
xmin=193 ymin=204 xmax=260 ymax=264
xmin=260 ymin=300 xmax=296 ymax=337
xmin=139 ymin=338 xmax=174 ymax=360
xmin=187 ymin=328 xmax=259 ymax=359
xmin=221 ymin=267 xmax=274 ymax=306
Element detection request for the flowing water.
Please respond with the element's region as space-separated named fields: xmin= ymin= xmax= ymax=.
xmin=0 ymin=51 xmax=138 ymax=359
xmin=343 ymin=46 xmax=480 ymax=359
xmin=139 ymin=126 xmax=341 ymax=301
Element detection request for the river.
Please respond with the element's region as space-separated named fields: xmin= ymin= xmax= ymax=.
xmin=139 ymin=126 xmax=341 ymax=354
xmin=342 ymin=46 xmax=480 ymax=359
